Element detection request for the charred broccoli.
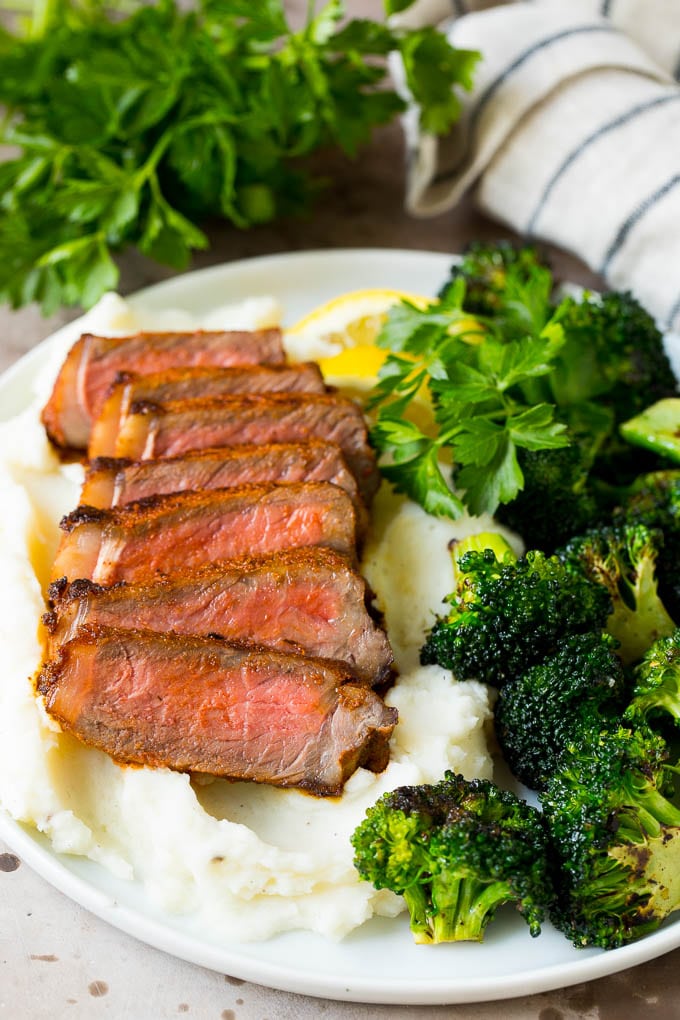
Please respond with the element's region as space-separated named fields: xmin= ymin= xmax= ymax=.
xmin=625 ymin=629 xmax=680 ymax=731
xmin=495 ymin=632 xmax=626 ymax=791
xmin=540 ymin=725 xmax=680 ymax=949
xmin=420 ymin=535 xmax=612 ymax=684
xmin=558 ymin=523 xmax=676 ymax=665
xmin=351 ymin=772 xmax=554 ymax=943
xmin=441 ymin=240 xmax=552 ymax=333
xmin=616 ymin=471 xmax=680 ymax=620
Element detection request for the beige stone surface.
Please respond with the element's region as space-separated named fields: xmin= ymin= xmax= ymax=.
xmin=2 ymin=2 xmax=680 ymax=1017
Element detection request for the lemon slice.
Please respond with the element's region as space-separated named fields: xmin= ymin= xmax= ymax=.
xmin=285 ymin=288 xmax=430 ymax=402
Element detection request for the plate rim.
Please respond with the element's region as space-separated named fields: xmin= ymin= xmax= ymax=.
xmin=2 ymin=246 xmax=680 ymax=1006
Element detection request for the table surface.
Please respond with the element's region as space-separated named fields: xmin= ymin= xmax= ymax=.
xmin=2 ymin=4 xmax=680 ymax=1018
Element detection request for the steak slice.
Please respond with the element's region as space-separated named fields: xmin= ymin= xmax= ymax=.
xmin=93 ymin=363 xmax=326 ymax=456
xmin=81 ymin=442 xmax=362 ymax=516
xmin=42 ymin=328 xmax=285 ymax=451
xmin=46 ymin=548 xmax=393 ymax=685
xmin=37 ymin=626 xmax=398 ymax=794
xmin=51 ymin=482 xmax=358 ymax=585
xmin=89 ymin=393 xmax=380 ymax=503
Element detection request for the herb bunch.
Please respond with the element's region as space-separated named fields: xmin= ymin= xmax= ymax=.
xmin=0 ymin=0 xmax=478 ymax=312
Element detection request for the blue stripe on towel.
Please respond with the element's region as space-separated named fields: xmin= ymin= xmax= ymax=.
xmin=526 ymin=94 xmax=680 ymax=234
xmin=601 ymin=174 xmax=680 ymax=274
xmin=433 ymin=24 xmax=617 ymax=185
xmin=664 ymin=291 xmax=680 ymax=331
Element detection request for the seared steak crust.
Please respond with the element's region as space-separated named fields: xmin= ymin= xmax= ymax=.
xmin=42 ymin=328 xmax=285 ymax=451
xmin=46 ymin=548 xmax=392 ymax=685
xmin=93 ymin=363 xmax=327 ymax=456
xmin=37 ymin=625 xmax=398 ymax=794
xmin=88 ymin=393 xmax=380 ymax=503
xmin=80 ymin=442 xmax=363 ymax=519
xmin=52 ymin=482 xmax=358 ymax=584
xmin=112 ymin=362 xmax=326 ymax=403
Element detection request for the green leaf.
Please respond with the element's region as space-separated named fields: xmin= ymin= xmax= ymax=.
xmin=507 ymin=404 xmax=570 ymax=451
xmin=397 ymin=28 xmax=479 ymax=135
xmin=384 ymin=0 xmax=418 ymax=13
xmin=380 ymin=444 xmax=465 ymax=519
xmin=452 ymin=418 xmax=504 ymax=468
xmin=305 ymin=0 xmax=344 ymax=45
xmin=456 ymin=436 xmax=524 ymax=517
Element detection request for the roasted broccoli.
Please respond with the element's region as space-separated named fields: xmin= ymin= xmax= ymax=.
xmin=625 ymin=629 xmax=680 ymax=731
xmin=443 ymin=246 xmax=677 ymax=537
xmin=440 ymin=240 xmax=552 ymax=333
xmin=559 ymin=523 xmax=676 ymax=665
xmin=540 ymin=725 xmax=680 ymax=949
xmin=420 ymin=536 xmax=612 ymax=684
xmin=495 ymin=445 xmax=602 ymax=554
xmin=351 ymin=772 xmax=554 ymax=943
xmin=615 ymin=471 xmax=680 ymax=621
xmin=495 ymin=632 xmax=626 ymax=791
xmin=550 ymin=290 xmax=677 ymax=419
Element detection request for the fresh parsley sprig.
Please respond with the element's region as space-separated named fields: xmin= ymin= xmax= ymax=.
xmin=0 ymin=0 xmax=479 ymax=312
xmin=369 ymin=278 xmax=571 ymax=519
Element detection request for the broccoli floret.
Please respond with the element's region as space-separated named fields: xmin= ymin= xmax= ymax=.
xmin=441 ymin=240 xmax=553 ymax=335
xmin=625 ymin=629 xmax=680 ymax=730
xmin=550 ymin=291 xmax=677 ymax=489
xmin=420 ymin=542 xmax=612 ymax=684
xmin=495 ymin=632 xmax=626 ymax=791
xmin=616 ymin=471 xmax=680 ymax=621
xmin=540 ymin=725 xmax=680 ymax=948
xmin=495 ymin=445 xmax=602 ymax=554
xmin=351 ymin=772 xmax=553 ymax=943
xmin=559 ymin=524 xmax=676 ymax=666
xmin=551 ymin=290 xmax=677 ymax=419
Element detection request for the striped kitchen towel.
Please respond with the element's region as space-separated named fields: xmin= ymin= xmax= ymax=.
xmin=394 ymin=0 xmax=680 ymax=330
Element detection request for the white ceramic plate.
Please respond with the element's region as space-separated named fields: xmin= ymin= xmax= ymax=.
xmin=1 ymin=248 xmax=680 ymax=1006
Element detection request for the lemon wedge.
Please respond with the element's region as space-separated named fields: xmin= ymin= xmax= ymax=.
xmin=285 ymin=288 xmax=430 ymax=401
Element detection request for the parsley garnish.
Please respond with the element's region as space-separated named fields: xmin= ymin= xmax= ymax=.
xmin=0 ymin=0 xmax=479 ymax=312
xmin=369 ymin=277 xmax=571 ymax=519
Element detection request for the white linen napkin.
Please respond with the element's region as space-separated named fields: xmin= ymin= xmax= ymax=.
xmin=394 ymin=0 xmax=680 ymax=330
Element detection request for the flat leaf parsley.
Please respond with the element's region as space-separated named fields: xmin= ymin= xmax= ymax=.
xmin=368 ymin=274 xmax=571 ymax=519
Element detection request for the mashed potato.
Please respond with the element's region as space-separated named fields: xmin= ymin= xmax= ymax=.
xmin=0 ymin=294 xmax=505 ymax=942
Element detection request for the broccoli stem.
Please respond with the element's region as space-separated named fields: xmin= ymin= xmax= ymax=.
xmin=403 ymin=884 xmax=434 ymax=944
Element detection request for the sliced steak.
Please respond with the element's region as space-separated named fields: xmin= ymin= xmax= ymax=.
xmin=46 ymin=548 xmax=392 ymax=685
xmin=93 ymin=363 xmax=326 ymax=456
xmin=37 ymin=626 xmax=397 ymax=794
xmin=89 ymin=393 xmax=380 ymax=503
xmin=51 ymin=482 xmax=357 ymax=585
xmin=42 ymin=328 xmax=285 ymax=451
xmin=81 ymin=442 xmax=363 ymax=519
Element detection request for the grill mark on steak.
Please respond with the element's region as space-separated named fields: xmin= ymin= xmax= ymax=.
xmin=37 ymin=625 xmax=398 ymax=795
xmin=45 ymin=548 xmax=393 ymax=685
xmin=88 ymin=393 xmax=380 ymax=503
xmin=80 ymin=442 xmax=366 ymax=533
xmin=41 ymin=328 xmax=286 ymax=451
xmin=52 ymin=482 xmax=358 ymax=584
